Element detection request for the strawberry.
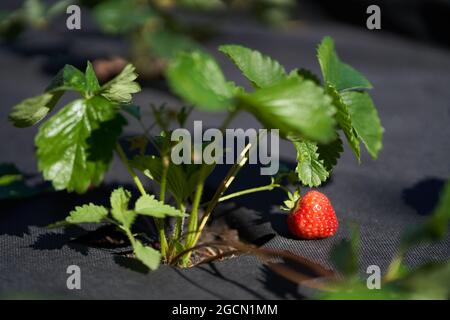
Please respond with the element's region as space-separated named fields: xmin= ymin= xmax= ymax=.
xmin=287 ymin=190 xmax=338 ymax=239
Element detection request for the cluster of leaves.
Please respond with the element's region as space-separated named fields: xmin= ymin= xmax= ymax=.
xmin=9 ymin=61 xmax=140 ymax=193
xmin=321 ymin=180 xmax=450 ymax=299
xmin=166 ymin=37 xmax=384 ymax=188
xmin=9 ymin=37 xmax=383 ymax=270
xmin=50 ymin=188 xmax=184 ymax=270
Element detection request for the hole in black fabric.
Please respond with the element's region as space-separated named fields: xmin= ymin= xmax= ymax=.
xmin=402 ymin=177 xmax=446 ymax=216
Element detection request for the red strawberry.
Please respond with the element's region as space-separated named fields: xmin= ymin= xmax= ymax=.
xmin=287 ymin=190 xmax=338 ymax=239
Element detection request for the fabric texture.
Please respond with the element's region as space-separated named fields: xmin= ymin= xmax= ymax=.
xmin=0 ymin=10 xmax=449 ymax=299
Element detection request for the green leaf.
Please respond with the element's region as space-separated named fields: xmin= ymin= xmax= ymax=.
xmin=0 ymin=164 xmax=22 ymax=186
xmin=341 ymin=91 xmax=383 ymax=159
xmin=93 ymin=0 xmax=155 ymax=34
xmin=317 ymin=137 xmax=344 ymax=172
xmin=9 ymin=63 xmax=93 ymax=128
xmin=291 ymin=68 xmax=321 ymax=85
xmin=146 ymin=29 xmax=199 ymax=60
xmin=9 ymin=93 xmax=55 ymax=128
xmin=135 ymin=194 xmax=185 ymax=218
xmin=219 ymin=44 xmax=286 ymax=88
xmin=132 ymin=240 xmax=161 ymax=270
xmin=85 ymin=61 xmax=101 ymax=94
xmin=166 ymin=51 xmax=233 ymax=111
xmin=317 ymin=36 xmax=372 ymax=91
xmin=66 ymin=203 xmax=108 ymax=224
xmin=48 ymin=203 xmax=108 ymax=227
xmin=110 ymin=187 xmax=136 ymax=229
xmin=23 ymin=0 xmax=45 ymax=26
xmin=130 ymin=155 xmax=189 ymax=203
xmin=292 ymin=140 xmax=329 ymax=187
xmin=46 ymin=0 xmax=71 ymax=18
xmin=0 ymin=163 xmax=41 ymax=200
xmin=330 ymin=223 xmax=359 ymax=277
xmin=46 ymin=64 xmax=86 ymax=94
xmin=318 ymin=279 xmax=407 ymax=300
xmin=101 ymin=64 xmax=141 ymax=103
xmin=240 ymin=75 xmax=336 ymax=143
xmin=327 ymin=87 xmax=360 ymax=160
xmin=35 ymin=96 xmax=124 ymax=193
xmin=399 ymin=261 xmax=450 ymax=300
xmin=401 ymin=181 xmax=450 ymax=249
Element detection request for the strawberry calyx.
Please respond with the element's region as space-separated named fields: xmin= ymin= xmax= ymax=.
xmin=280 ymin=189 xmax=301 ymax=212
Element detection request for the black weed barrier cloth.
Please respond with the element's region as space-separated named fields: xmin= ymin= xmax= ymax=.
xmin=0 ymin=13 xmax=449 ymax=299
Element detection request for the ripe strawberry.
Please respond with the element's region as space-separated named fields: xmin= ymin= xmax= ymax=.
xmin=287 ymin=190 xmax=338 ymax=239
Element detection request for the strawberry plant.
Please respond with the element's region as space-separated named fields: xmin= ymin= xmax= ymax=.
xmin=8 ymin=36 xmax=383 ymax=270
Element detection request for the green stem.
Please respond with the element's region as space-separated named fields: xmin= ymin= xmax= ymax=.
xmin=115 ymin=144 xmax=146 ymax=196
xmin=178 ymin=110 xmax=238 ymax=266
xmin=384 ymin=250 xmax=405 ymax=282
xmin=156 ymin=155 xmax=170 ymax=257
xmin=179 ymin=141 xmax=254 ymax=265
xmin=173 ymin=202 xmax=185 ymax=240
xmin=116 ymin=143 xmax=168 ymax=257
xmin=217 ymin=183 xmax=281 ymax=203
xmin=185 ymin=181 xmax=204 ymax=247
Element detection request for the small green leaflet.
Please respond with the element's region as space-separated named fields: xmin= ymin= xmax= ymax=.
xmin=35 ymin=96 xmax=125 ymax=193
xmin=85 ymin=61 xmax=101 ymax=94
xmin=317 ymin=137 xmax=344 ymax=172
xmin=110 ymin=187 xmax=136 ymax=229
xmin=135 ymin=194 xmax=184 ymax=218
xmin=66 ymin=203 xmax=108 ymax=224
xmin=292 ymin=140 xmax=329 ymax=187
xmin=0 ymin=163 xmax=43 ymax=200
xmin=341 ymin=91 xmax=383 ymax=159
xmin=49 ymin=203 xmax=108 ymax=228
xmin=9 ymin=93 xmax=55 ymax=128
xmin=219 ymin=44 xmax=287 ymax=88
xmin=9 ymin=62 xmax=104 ymax=128
xmin=166 ymin=51 xmax=234 ymax=111
xmin=240 ymin=75 xmax=336 ymax=143
xmin=132 ymin=240 xmax=161 ymax=270
xmin=145 ymin=29 xmax=199 ymax=59
xmin=101 ymin=64 xmax=141 ymax=103
xmin=93 ymin=0 xmax=156 ymax=34
xmin=327 ymin=86 xmax=361 ymax=161
xmin=46 ymin=64 xmax=87 ymax=94
xmin=317 ymin=36 xmax=372 ymax=91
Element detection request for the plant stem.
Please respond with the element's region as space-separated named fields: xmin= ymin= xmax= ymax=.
xmin=384 ymin=251 xmax=405 ymax=282
xmin=173 ymin=203 xmax=185 ymax=240
xmin=180 ymin=141 xmax=254 ymax=265
xmin=178 ymin=110 xmax=239 ymax=266
xmin=217 ymin=183 xmax=281 ymax=203
xmin=115 ymin=143 xmax=146 ymax=196
xmin=156 ymin=155 xmax=170 ymax=258
xmin=115 ymin=143 xmax=168 ymax=257
xmin=185 ymin=180 xmax=204 ymax=247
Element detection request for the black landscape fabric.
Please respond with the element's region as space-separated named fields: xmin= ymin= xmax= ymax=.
xmin=0 ymin=10 xmax=449 ymax=299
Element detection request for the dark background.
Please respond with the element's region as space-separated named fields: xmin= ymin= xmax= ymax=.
xmin=0 ymin=0 xmax=449 ymax=299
